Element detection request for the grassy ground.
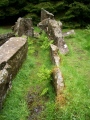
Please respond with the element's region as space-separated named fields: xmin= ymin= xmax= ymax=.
xmin=0 ymin=26 xmax=12 ymax=34
xmin=0 ymin=27 xmax=90 ymax=120
xmin=59 ymin=29 xmax=90 ymax=120
xmin=0 ymin=29 xmax=55 ymax=120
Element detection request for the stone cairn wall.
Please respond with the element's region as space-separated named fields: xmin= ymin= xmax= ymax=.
xmin=0 ymin=17 xmax=34 ymax=109
xmin=38 ymin=8 xmax=68 ymax=99
xmin=0 ymin=37 xmax=27 ymax=109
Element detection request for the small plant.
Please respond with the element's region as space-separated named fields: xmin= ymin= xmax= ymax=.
xmin=39 ymin=31 xmax=53 ymax=50
xmin=37 ymin=65 xmax=52 ymax=96
xmin=28 ymin=37 xmax=35 ymax=54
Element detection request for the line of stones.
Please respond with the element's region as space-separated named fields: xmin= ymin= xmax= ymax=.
xmin=0 ymin=8 xmax=75 ymax=109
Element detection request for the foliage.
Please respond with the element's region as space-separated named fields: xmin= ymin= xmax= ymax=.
xmin=37 ymin=65 xmax=52 ymax=96
xmin=0 ymin=0 xmax=90 ymax=27
xmin=39 ymin=32 xmax=53 ymax=50
xmin=61 ymin=1 xmax=90 ymax=28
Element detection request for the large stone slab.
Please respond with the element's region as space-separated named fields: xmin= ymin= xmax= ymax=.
xmin=38 ymin=18 xmax=68 ymax=54
xmin=12 ymin=17 xmax=34 ymax=37
xmin=41 ymin=8 xmax=54 ymax=21
xmin=37 ymin=18 xmax=50 ymax=33
xmin=52 ymin=67 xmax=64 ymax=95
xmin=0 ymin=37 xmax=27 ymax=109
xmin=48 ymin=19 xmax=69 ymax=54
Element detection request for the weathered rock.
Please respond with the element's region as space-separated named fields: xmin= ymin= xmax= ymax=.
xmin=41 ymin=8 xmax=54 ymax=21
xmin=0 ymin=33 xmax=15 ymax=46
xmin=48 ymin=19 xmax=69 ymax=54
xmin=38 ymin=11 xmax=68 ymax=54
xmin=63 ymin=30 xmax=75 ymax=37
xmin=0 ymin=37 xmax=27 ymax=109
xmin=12 ymin=17 xmax=34 ymax=37
xmin=52 ymin=67 xmax=64 ymax=95
xmin=37 ymin=18 xmax=50 ymax=33
xmin=50 ymin=44 xmax=60 ymax=66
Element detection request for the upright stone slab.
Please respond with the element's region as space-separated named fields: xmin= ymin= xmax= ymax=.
xmin=12 ymin=17 xmax=34 ymax=37
xmin=41 ymin=8 xmax=54 ymax=21
xmin=0 ymin=37 xmax=27 ymax=109
xmin=48 ymin=19 xmax=69 ymax=54
xmin=37 ymin=18 xmax=50 ymax=33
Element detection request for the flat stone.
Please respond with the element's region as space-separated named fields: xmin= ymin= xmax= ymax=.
xmin=0 ymin=37 xmax=27 ymax=64
xmin=0 ymin=36 xmax=27 ymax=109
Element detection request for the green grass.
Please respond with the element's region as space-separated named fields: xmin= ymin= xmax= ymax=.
xmin=0 ymin=27 xmax=90 ymax=120
xmin=0 ymin=28 xmax=55 ymax=120
xmin=0 ymin=26 xmax=12 ymax=34
xmin=58 ymin=29 xmax=90 ymax=120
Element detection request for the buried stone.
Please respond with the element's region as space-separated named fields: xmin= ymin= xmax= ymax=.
xmin=63 ymin=30 xmax=75 ymax=37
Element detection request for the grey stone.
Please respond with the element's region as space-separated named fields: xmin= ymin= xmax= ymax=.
xmin=50 ymin=44 xmax=60 ymax=67
xmin=0 ymin=37 xmax=27 ymax=109
xmin=41 ymin=8 xmax=54 ymax=21
xmin=12 ymin=17 xmax=34 ymax=37
xmin=52 ymin=67 xmax=64 ymax=95
xmin=63 ymin=30 xmax=75 ymax=37
xmin=37 ymin=18 xmax=50 ymax=33
xmin=38 ymin=9 xmax=68 ymax=54
xmin=48 ymin=19 xmax=69 ymax=54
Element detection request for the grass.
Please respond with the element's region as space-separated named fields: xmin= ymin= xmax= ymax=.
xmin=0 ymin=26 xmax=12 ymax=34
xmin=59 ymin=29 xmax=90 ymax=120
xmin=0 ymin=28 xmax=55 ymax=120
xmin=0 ymin=27 xmax=90 ymax=120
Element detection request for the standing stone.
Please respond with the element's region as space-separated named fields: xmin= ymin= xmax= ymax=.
xmin=41 ymin=8 xmax=54 ymax=21
xmin=12 ymin=17 xmax=34 ymax=37
xmin=48 ymin=19 xmax=69 ymax=54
